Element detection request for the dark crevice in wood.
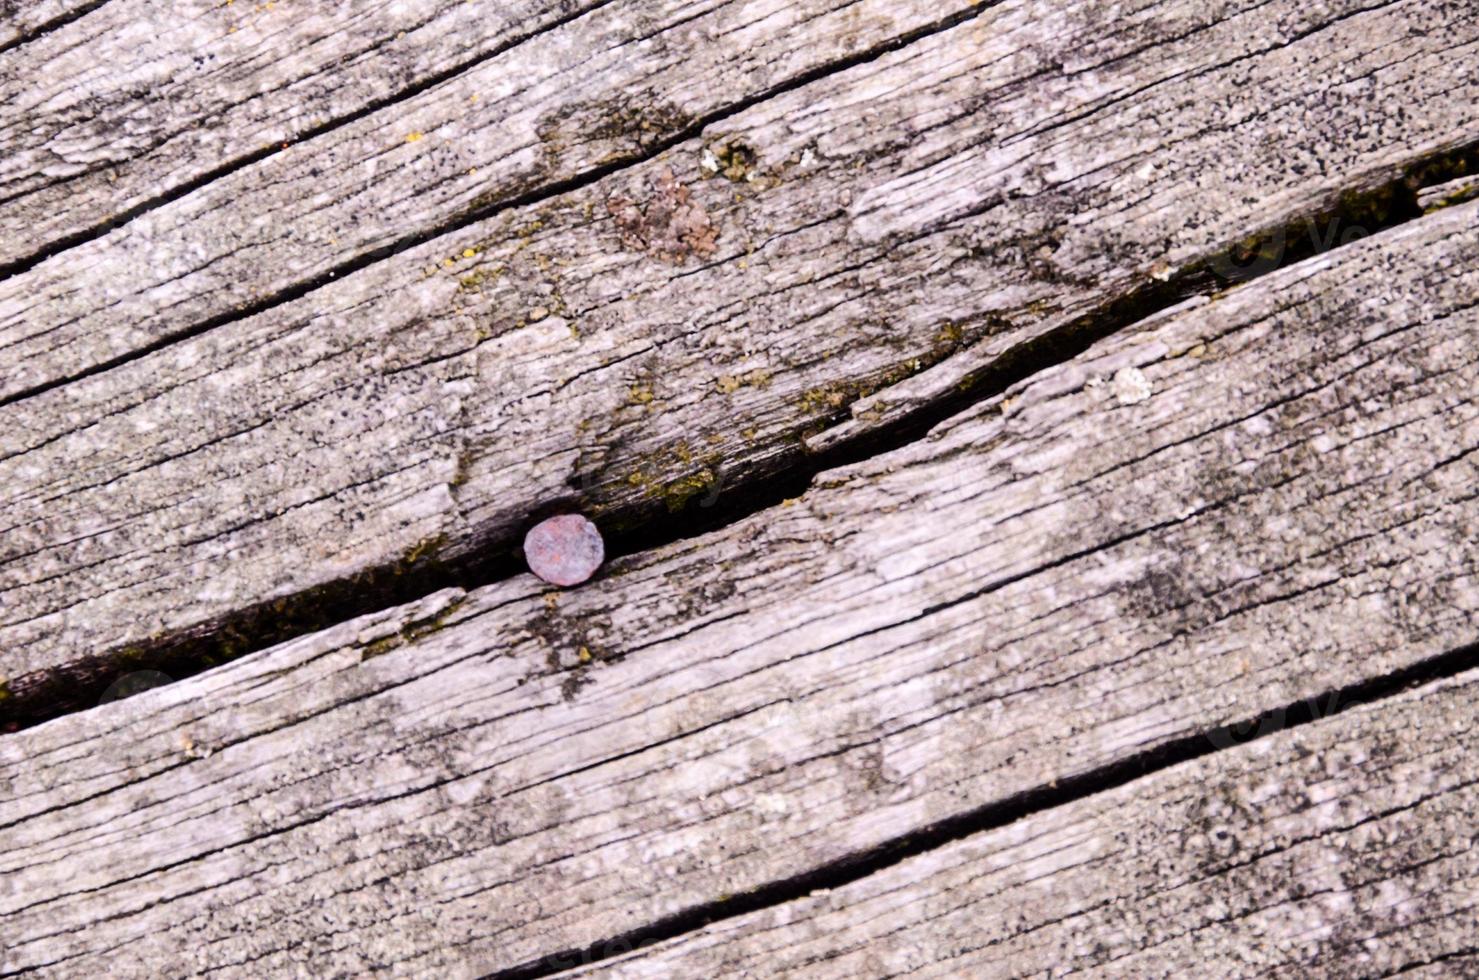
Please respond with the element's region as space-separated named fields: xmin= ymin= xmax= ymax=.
xmin=0 ymin=0 xmax=998 ymax=412
xmin=0 ymin=0 xmax=624 ymax=295
xmin=820 ymin=138 xmax=1479 ymax=458
xmin=0 ymin=0 xmax=112 ymax=57
xmin=484 ymin=638 xmax=1479 ymax=979
xmin=1 ymin=139 xmax=1474 ymax=735
xmin=593 ymin=141 xmax=1479 ymax=589
xmin=1384 ymin=945 xmax=1479 ymax=977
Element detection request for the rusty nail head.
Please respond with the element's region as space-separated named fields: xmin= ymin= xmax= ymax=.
xmin=524 ymin=514 xmax=605 ymax=586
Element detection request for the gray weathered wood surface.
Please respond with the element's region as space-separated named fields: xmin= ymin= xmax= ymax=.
xmin=0 ymin=0 xmax=99 ymax=53
xmin=3 ymin=199 xmax=1475 ymax=975
xmin=3 ymin=0 xmax=1477 ymax=711
xmin=2 ymin=0 xmax=582 ymax=263
xmin=5 ymin=0 xmax=1479 ymax=975
xmin=575 ymin=665 xmax=1479 ymax=978
xmin=0 ymin=0 xmax=971 ymax=396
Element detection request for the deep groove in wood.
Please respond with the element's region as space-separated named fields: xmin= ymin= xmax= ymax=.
xmin=1384 ymin=945 xmax=1479 ymax=977
xmin=0 ymin=0 xmax=997 ymax=411
xmin=485 ymin=638 xmax=1479 ymax=979
xmin=1 ymin=139 xmax=1473 ymax=735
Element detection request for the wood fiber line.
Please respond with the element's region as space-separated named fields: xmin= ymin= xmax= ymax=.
xmin=0 ymin=0 xmax=601 ymax=267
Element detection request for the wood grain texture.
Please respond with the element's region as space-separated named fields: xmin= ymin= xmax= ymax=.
xmin=0 ymin=0 xmax=106 ymax=51
xmin=0 ymin=0 xmax=581 ymax=264
xmin=0 ymin=0 xmax=973 ymax=397
xmin=3 ymin=202 xmax=1476 ymax=976
xmin=3 ymin=0 xmax=1477 ymax=705
xmin=576 ymin=665 xmax=1479 ymax=979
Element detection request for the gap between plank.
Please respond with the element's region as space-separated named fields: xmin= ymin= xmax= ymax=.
xmin=1 ymin=138 xmax=1474 ymax=734
xmin=486 ymin=638 xmax=1479 ymax=979
xmin=0 ymin=0 xmax=998 ymax=411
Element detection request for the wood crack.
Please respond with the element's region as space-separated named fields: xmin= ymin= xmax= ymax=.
xmin=2 ymin=195 xmax=1477 ymax=972
xmin=483 ymin=640 xmax=1479 ymax=979
xmin=0 ymin=0 xmax=999 ymax=411
xmin=2 ymin=142 xmax=1474 ymax=733
xmin=0 ymin=0 xmax=111 ymax=57
xmin=0 ymin=0 xmax=625 ymax=284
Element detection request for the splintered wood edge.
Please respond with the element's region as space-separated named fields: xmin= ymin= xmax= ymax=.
xmin=1 ymin=201 xmax=1475 ymax=975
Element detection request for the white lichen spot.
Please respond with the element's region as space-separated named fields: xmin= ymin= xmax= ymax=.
xmin=699 ymin=148 xmax=721 ymax=174
xmin=1112 ymin=366 xmax=1153 ymax=405
xmin=753 ymin=793 xmax=791 ymax=819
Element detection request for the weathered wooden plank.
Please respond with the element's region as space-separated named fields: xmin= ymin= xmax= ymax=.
xmin=0 ymin=0 xmax=973 ymax=400
xmin=0 ymin=0 xmax=587 ymax=266
xmin=3 ymin=0 xmax=1476 ymax=711
xmin=0 ymin=0 xmax=105 ymax=52
xmin=575 ymin=666 xmax=1479 ymax=978
xmin=2 ymin=202 xmax=1475 ymax=975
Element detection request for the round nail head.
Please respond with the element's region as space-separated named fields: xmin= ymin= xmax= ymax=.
xmin=524 ymin=514 xmax=605 ymax=586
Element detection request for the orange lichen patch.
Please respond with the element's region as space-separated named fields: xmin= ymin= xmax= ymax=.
xmin=406 ymin=132 xmax=424 ymax=143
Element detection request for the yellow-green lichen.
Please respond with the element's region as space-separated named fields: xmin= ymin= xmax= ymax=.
xmin=402 ymin=533 xmax=446 ymax=568
xmin=800 ymin=383 xmax=855 ymax=414
xmin=935 ymin=322 xmax=965 ymax=346
xmin=1422 ymin=180 xmax=1479 ymax=213
xmin=458 ymin=265 xmax=503 ymax=291
xmin=622 ymin=441 xmax=725 ymax=513
xmin=361 ymin=594 xmax=467 ymax=662
xmin=704 ymin=140 xmax=758 ymax=182
xmin=712 ymin=365 xmax=774 ymax=396
xmin=658 ymin=468 xmax=719 ymax=512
